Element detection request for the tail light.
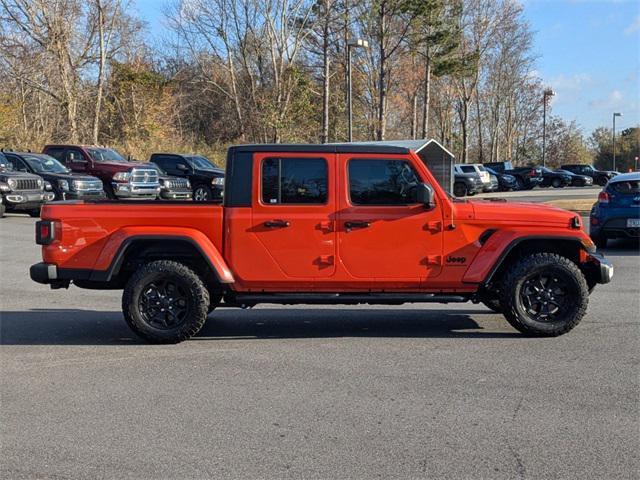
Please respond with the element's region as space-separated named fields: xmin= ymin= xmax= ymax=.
xmin=36 ymin=220 xmax=56 ymax=245
xmin=529 ymin=169 xmax=537 ymax=176
xmin=598 ymin=191 xmax=610 ymax=204
xmin=591 ymin=217 xmax=599 ymax=225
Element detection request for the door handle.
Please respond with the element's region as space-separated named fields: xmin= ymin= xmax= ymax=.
xmin=344 ymin=220 xmax=370 ymax=231
xmin=264 ymin=219 xmax=290 ymax=228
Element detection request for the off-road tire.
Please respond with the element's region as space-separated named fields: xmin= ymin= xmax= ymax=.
xmin=122 ymin=260 xmax=209 ymax=343
xmin=500 ymin=253 xmax=588 ymax=336
xmin=453 ymin=182 xmax=467 ymax=197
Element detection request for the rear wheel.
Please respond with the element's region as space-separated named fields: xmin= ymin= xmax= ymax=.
xmin=596 ymin=176 xmax=608 ymax=186
xmin=122 ymin=260 xmax=209 ymax=343
xmin=453 ymin=182 xmax=467 ymax=197
xmin=515 ymin=177 xmax=525 ymax=190
xmin=551 ymin=178 xmax=562 ymax=188
xmin=500 ymin=253 xmax=588 ymax=336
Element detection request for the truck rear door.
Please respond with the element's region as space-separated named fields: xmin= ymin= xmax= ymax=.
xmin=231 ymin=152 xmax=337 ymax=281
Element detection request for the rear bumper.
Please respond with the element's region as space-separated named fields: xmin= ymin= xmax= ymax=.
xmin=30 ymin=262 xmax=57 ymax=284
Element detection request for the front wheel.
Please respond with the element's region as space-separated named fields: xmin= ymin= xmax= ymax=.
xmin=122 ymin=260 xmax=209 ymax=343
xmin=596 ymin=176 xmax=608 ymax=186
xmin=193 ymin=185 xmax=213 ymax=202
xmin=453 ymin=182 xmax=467 ymax=197
xmin=499 ymin=253 xmax=588 ymax=336
xmin=551 ymin=178 xmax=562 ymax=188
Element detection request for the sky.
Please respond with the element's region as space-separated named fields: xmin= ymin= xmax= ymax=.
xmin=134 ymin=0 xmax=640 ymax=136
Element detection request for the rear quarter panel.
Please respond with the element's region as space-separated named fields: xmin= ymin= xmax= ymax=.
xmin=40 ymin=203 xmax=224 ymax=272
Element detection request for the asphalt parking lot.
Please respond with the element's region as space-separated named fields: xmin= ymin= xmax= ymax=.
xmin=1 ymin=205 xmax=639 ymax=479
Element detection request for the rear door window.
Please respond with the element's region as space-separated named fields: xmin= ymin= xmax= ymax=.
xmin=348 ymin=159 xmax=421 ymax=206
xmin=261 ymin=158 xmax=328 ymax=204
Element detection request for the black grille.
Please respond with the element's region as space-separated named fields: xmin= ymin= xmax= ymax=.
xmin=17 ymin=178 xmax=40 ymax=190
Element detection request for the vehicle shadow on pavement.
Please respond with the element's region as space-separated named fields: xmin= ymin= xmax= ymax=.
xmin=0 ymin=307 xmax=520 ymax=346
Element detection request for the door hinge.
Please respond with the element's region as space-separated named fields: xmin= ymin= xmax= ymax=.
xmin=318 ymin=255 xmax=334 ymax=265
xmin=425 ymin=221 xmax=442 ymax=232
xmin=426 ymin=255 xmax=442 ymax=266
xmin=318 ymin=220 xmax=333 ymax=232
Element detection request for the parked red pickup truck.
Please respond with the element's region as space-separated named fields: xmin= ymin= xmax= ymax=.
xmin=30 ymin=140 xmax=612 ymax=343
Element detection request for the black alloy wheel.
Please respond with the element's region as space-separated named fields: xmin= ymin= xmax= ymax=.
xmin=499 ymin=253 xmax=588 ymax=336
xmin=122 ymin=260 xmax=209 ymax=343
xmin=139 ymin=278 xmax=191 ymax=330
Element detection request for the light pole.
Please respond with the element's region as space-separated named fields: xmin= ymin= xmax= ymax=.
xmin=612 ymin=112 xmax=622 ymax=171
xmin=542 ymin=88 xmax=555 ymax=167
xmin=347 ymin=38 xmax=369 ymax=142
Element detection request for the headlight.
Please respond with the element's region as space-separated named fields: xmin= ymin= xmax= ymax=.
xmin=186 ymin=180 xmax=191 ymax=189
xmin=0 ymin=182 xmax=9 ymax=192
xmin=113 ymin=171 xmax=131 ymax=182
xmin=44 ymin=181 xmax=53 ymax=191
xmin=58 ymin=179 xmax=69 ymax=191
xmin=8 ymin=178 xmax=17 ymax=189
xmin=211 ymin=177 xmax=224 ymax=186
xmin=37 ymin=178 xmax=44 ymax=188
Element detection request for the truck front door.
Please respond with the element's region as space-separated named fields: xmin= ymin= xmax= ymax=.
xmin=233 ymin=152 xmax=337 ymax=281
xmin=336 ymin=154 xmax=444 ymax=284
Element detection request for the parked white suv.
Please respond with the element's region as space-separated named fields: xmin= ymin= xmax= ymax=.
xmin=454 ymin=164 xmax=493 ymax=191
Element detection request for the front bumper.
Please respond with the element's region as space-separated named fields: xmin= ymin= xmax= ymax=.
xmin=585 ymin=253 xmax=614 ymax=284
xmin=63 ymin=191 xmax=106 ymax=200
xmin=2 ymin=191 xmax=45 ymax=210
xmin=112 ymin=183 xmax=160 ymax=199
xmin=159 ymin=189 xmax=192 ymax=200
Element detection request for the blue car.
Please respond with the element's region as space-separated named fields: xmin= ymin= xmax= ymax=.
xmin=590 ymin=172 xmax=640 ymax=247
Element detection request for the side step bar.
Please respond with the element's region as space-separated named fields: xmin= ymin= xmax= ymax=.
xmin=225 ymin=293 xmax=470 ymax=306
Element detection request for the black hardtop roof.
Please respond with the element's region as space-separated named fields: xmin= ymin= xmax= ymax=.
xmin=229 ymin=139 xmax=454 ymax=156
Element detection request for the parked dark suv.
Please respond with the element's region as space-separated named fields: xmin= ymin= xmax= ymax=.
xmin=560 ymin=164 xmax=618 ymax=186
xmin=483 ymin=161 xmax=543 ymax=190
xmin=4 ymin=152 xmax=104 ymax=201
xmin=149 ymin=153 xmax=225 ymax=202
xmin=0 ymin=151 xmax=48 ymax=217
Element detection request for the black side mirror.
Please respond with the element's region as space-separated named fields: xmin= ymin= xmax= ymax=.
xmin=415 ymin=183 xmax=435 ymax=208
xmin=176 ymin=163 xmax=190 ymax=172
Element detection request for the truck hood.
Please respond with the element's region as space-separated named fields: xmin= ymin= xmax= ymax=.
xmin=93 ymin=160 xmax=150 ymax=172
xmin=469 ymin=200 xmax=577 ymax=226
xmin=38 ymin=172 xmax=99 ymax=182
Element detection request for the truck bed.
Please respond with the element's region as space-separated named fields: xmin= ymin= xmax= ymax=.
xmin=40 ymin=202 xmax=224 ymax=272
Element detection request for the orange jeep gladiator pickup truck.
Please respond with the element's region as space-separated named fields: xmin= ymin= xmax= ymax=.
xmin=30 ymin=140 xmax=613 ymax=343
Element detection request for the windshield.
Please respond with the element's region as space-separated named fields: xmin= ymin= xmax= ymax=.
xmin=87 ymin=147 xmax=126 ymax=162
xmin=477 ymin=165 xmax=486 ymax=172
xmin=556 ymin=169 xmax=572 ymax=174
xmin=540 ymin=167 xmax=553 ymax=173
xmin=23 ymin=155 xmax=69 ymax=174
xmin=150 ymin=162 xmax=166 ymax=175
xmin=459 ymin=165 xmax=476 ymax=174
xmin=187 ymin=156 xmax=216 ymax=171
xmin=0 ymin=152 xmax=11 ymax=171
